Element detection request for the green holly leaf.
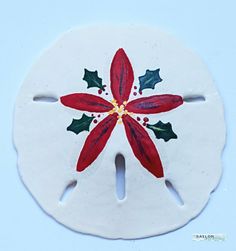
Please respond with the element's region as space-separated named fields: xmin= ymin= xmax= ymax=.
xmin=146 ymin=121 xmax=177 ymax=142
xmin=139 ymin=69 xmax=162 ymax=91
xmin=67 ymin=114 xmax=94 ymax=135
xmin=83 ymin=69 xmax=105 ymax=90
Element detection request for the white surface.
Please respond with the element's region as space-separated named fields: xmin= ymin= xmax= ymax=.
xmin=13 ymin=26 xmax=225 ymax=238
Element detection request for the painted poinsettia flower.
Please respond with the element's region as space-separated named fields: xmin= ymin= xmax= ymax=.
xmin=61 ymin=49 xmax=183 ymax=178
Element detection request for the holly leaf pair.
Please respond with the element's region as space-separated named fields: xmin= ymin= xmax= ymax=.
xmin=83 ymin=69 xmax=105 ymax=91
xmin=139 ymin=69 xmax=162 ymax=92
xmin=67 ymin=114 xmax=94 ymax=135
xmin=147 ymin=121 xmax=177 ymax=142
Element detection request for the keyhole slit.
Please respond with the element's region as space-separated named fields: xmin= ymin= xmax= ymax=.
xmin=183 ymin=95 xmax=206 ymax=103
xmin=165 ymin=180 xmax=184 ymax=206
xmin=60 ymin=180 xmax=77 ymax=203
xmin=115 ymin=154 xmax=126 ymax=200
xmin=33 ymin=95 xmax=58 ymax=103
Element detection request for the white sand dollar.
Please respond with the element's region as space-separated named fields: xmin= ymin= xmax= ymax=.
xmin=14 ymin=26 xmax=225 ymax=239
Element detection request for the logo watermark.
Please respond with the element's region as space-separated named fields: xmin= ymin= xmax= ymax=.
xmin=192 ymin=233 xmax=226 ymax=241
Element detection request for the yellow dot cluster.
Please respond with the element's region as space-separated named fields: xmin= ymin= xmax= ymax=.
xmin=108 ymin=99 xmax=132 ymax=123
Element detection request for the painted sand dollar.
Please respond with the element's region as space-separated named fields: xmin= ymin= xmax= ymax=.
xmin=14 ymin=26 xmax=225 ymax=239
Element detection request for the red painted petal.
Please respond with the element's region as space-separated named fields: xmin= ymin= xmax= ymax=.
xmin=110 ymin=48 xmax=134 ymax=105
xmin=77 ymin=113 xmax=118 ymax=172
xmin=126 ymin=95 xmax=183 ymax=114
xmin=60 ymin=93 xmax=113 ymax=112
xmin=122 ymin=115 xmax=164 ymax=178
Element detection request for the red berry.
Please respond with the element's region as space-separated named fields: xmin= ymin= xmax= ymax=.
xmin=98 ymin=114 xmax=101 ymax=118
xmin=143 ymin=122 xmax=147 ymax=126
xmin=143 ymin=117 xmax=149 ymax=122
xmin=94 ymin=119 xmax=98 ymax=124
xmin=133 ymin=92 xmax=137 ymax=96
xmin=134 ymin=86 xmax=137 ymax=90
xmin=139 ymin=91 xmax=143 ymax=95
xmin=137 ymin=117 xmax=141 ymax=121
xmin=98 ymin=89 xmax=102 ymax=94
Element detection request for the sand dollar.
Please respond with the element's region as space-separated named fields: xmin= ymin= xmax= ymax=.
xmin=14 ymin=26 xmax=225 ymax=238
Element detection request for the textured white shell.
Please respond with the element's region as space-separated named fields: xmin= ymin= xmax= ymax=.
xmin=14 ymin=26 xmax=225 ymax=239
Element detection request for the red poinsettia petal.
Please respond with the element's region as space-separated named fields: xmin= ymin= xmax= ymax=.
xmin=60 ymin=93 xmax=113 ymax=112
xmin=126 ymin=94 xmax=183 ymax=114
xmin=122 ymin=114 xmax=164 ymax=178
xmin=77 ymin=113 xmax=118 ymax=172
xmin=110 ymin=48 xmax=134 ymax=105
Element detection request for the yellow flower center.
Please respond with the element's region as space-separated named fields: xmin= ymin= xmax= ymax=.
xmin=108 ymin=99 xmax=132 ymax=124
